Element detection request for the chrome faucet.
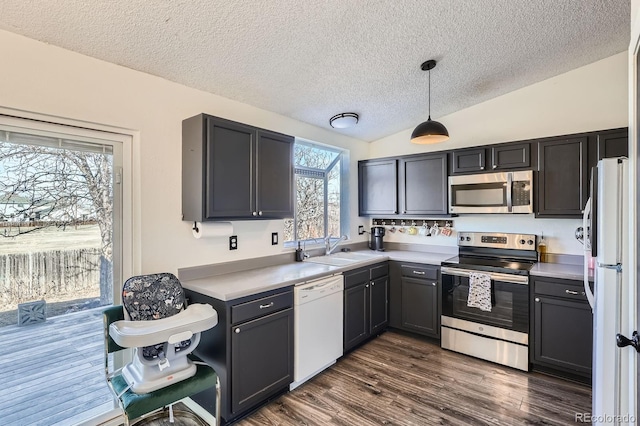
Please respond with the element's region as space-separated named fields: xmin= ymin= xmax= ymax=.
xmin=325 ymin=235 xmax=347 ymax=255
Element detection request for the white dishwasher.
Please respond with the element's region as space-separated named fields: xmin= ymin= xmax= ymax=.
xmin=290 ymin=274 xmax=344 ymax=390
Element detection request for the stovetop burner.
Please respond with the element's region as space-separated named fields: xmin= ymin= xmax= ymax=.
xmin=441 ymin=255 xmax=535 ymax=276
xmin=441 ymin=231 xmax=538 ymax=276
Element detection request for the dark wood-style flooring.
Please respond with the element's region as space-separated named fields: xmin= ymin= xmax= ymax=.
xmin=236 ymin=330 xmax=591 ymax=426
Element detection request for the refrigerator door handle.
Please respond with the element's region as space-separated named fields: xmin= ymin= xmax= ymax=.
xmin=597 ymin=262 xmax=623 ymax=272
xmin=582 ymin=197 xmax=595 ymax=310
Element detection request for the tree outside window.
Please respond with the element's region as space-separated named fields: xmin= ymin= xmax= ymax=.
xmin=284 ymin=140 xmax=346 ymax=243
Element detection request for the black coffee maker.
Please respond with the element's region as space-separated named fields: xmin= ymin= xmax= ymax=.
xmin=369 ymin=226 xmax=385 ymax=251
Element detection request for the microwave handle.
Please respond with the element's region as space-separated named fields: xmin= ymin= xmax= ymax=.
xmin=506 ymin=172 xmax=513 ymax=212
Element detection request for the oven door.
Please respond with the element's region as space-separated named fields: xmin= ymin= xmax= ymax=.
xmin=441 ymin=267 xmax=529 ymax=333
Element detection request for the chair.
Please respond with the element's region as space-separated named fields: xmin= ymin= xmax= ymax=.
xmin=103 ymin=273 xmax=220 ymax=425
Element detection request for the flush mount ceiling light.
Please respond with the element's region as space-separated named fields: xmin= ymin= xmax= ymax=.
xmin=411 ymin=59 xmax=449 ymax=144
xmin=329 ymin=112 xmax=359 ymax=129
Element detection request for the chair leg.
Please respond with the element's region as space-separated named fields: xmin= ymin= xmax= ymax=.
xmin=215 ymin=376 xmax=221 ymax=426
xmin=169 ymin=404 xmax=174 ymax=423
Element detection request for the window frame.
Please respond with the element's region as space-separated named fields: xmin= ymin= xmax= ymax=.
xmin=285 ymin=139 xmax=348 ymax=247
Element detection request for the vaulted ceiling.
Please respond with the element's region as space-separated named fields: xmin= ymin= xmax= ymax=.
xmin=0 ymin=1 xmax=630 ymax=141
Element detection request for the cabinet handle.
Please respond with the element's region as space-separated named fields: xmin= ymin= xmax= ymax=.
xmin=259 ymin=302 xmax=274 ymax=309
xmin=258 ymin=211 xmax=263 ymax=216
xmin=412 ymin=271 xmax=426 ymax=275
xmin=535 ymin=298 xmax=540 ymax=302
xmin=565 ymin=289 xmax=579 ymax=295
xmin=431 ymin=282 xmax=437 ymax=286
xmin=492 ymin=164 xmax=497 ymax=169
xmin=403 ymin=211 xmax=407 ymax=214
xmin=480 ymin=166 xmax=484 ymax=170
xmin=371 ymin=281 xmax=375 ymax=286
xmin=235 ymin=328 xmax=240 ymax=333
xmin=365 ymin=284 xmax=369 ymax=288
xmin=252 ymin=211 xmax=257 ymax=216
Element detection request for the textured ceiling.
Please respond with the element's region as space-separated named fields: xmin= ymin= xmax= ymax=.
xmin=0 ymin=1 xmax=630 ymax=142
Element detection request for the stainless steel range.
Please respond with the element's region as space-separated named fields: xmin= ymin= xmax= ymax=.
xmin=440 ymin=232 xmax=537 ymax=371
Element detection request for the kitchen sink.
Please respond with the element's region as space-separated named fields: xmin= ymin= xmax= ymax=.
xmin=304 ymin=251 xmax=385 ymax=266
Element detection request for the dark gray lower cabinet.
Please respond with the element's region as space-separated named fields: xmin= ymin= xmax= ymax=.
xmin=401 ymin=277 xmax=438 ymax=336
xmin=531 ymin=277 xmax=593 ymax=377
xmin=390 ymin=262 xmax=440 ymax=338
xmin=231 ymin=308 xmax=293 ymax=414
xmin=344 ymin=263 xmax=389 ymax=352
xmin=185 ymin=287 xmax=294 ymax=424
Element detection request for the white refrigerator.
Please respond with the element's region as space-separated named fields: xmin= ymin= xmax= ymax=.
xmin=583 ymin=157 xmax=636 ymax=424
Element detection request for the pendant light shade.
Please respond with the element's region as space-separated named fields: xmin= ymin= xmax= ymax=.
xmin=411 ymin=59 xmax=449 ymax=144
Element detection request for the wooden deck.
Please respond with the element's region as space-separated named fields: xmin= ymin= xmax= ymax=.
xmin=0 ymin=308 xmax=115 ymax=426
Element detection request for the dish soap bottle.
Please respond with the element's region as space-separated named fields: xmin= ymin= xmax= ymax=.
xmin=295 ymin=241 xmax=304 ymax=262
xmin=538 ymin=234 xmax=547 ymax=263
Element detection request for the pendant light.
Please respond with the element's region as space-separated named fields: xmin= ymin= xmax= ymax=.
xmin=411 ymin=59 xmax=449 ymax=144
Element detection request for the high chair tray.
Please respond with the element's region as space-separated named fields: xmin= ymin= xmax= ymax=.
xmin=109 ymin=303 xmax=218 ymax=347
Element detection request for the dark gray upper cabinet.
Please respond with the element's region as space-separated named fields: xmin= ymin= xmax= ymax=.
xmin=491 ymin=143 xmax=530 ymax=171
xmin=359 ymin=153 xmax=448 ymax=216
xmin=451 ymin=143 xmax=531 ymax=174
xmin=451 ymin=148 xmax=486 ymax=174
xmin=531 ymin=277 xmax=592 ymax=377
xmin=596 ymin=128 xmax=628 ymax=161
xmin=358 ymin=159 xmax=398 ymax=215
xmin=398 ymin=153 xmax=448 ymax=215
xmin=536 ymin=137 xmax=588 ymax=218
xmin=182 ymin=114 xmax=294 ymax=221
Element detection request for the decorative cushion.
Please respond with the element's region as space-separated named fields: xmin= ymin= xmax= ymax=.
xmin=122 ymin=273 xmax=191 ymax=360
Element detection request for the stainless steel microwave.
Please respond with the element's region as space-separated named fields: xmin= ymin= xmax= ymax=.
xmin=448 ymin=170 xmax=533 ymax=214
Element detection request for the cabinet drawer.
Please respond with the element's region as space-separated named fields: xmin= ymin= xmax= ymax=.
xmin=401 ymin=265 xmax=438 ymax=280
xmin=231 ymin=291 xmax=293 ymax=325
xmin=344 ymin=268 xmax=370 ymax=289
xmin=370 ymin=263 xmax=389 ymax=280
xmin=533 ymin=278 xmax=587 ymax=302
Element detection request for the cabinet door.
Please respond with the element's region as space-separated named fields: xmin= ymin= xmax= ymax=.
xmin=231 ymin=308 xmax=293 ymax=414
xmin=358 ymin=159 xmax=398 ymax=216
xmin=533 ymin=296 xmax=593 ymax=375
xmin=206 ymin=117 xmax=256 ymax=218
xmin=344 ymin=282 xmax=369 ymax=351
xmin=256 ymin=130 xmax=294 ymax=218
xmin=596 ymin=129 xmax=628 ymax=160
xmin=398 ymin=153 xmax=448 ymax=215
xmin=451 ymin=148 xmax=486 ymax=174
xmin=369 ymin=276 xmax=389 ymax=336
xmin=490 ymin=143 xmax=530 ymax=171
xmin=401 ymin=277 xmax=439 ymax=337
xmin=537 ymin=137 xmax=588 ymax=217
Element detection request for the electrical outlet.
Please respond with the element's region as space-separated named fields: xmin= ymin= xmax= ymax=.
xmin=271 ymin=232 xmax=278 ymax=245
xmin=358 ymin=225 xmax=365 ymax=235
xmin=229 ymin=235 xmax=238 ymax=250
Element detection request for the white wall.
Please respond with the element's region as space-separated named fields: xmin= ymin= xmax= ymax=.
xmin=369 ymin=52 xmax=628 ymax=255
xmin=0 ymin=29 xmax=371 ymax=274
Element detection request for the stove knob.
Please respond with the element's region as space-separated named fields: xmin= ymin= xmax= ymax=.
xmin=465 ymin=237 xmax=471 ymax=242
xmin=519 ymin=239 xmax=526 ymax=245
xmin=460 ymin=236 xmax=465 ymax=241
xmin=527 ymin=239 xmax=534 ymax=245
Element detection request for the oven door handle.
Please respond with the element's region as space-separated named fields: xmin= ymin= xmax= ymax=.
xmin=441 ymin=266 xmax=529 ymax=285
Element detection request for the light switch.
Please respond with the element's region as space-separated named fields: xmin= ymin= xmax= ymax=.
xmin=272 ymin=232 xmax=278 ymax=245
xmin=229 ymin=235 xmax=238 ymax=250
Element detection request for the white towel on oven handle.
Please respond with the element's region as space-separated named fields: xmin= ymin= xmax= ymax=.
xmin=467 ymin=272 xmax=492 ymax=312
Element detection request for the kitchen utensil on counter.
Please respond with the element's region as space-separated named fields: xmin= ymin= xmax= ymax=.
xmin=369 ymin=226 xmax=385 ymax=251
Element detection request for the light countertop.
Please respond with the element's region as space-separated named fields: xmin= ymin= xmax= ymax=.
xmin=182 ymin=249 xmax=453 ymax=301
xmin=530 ymin=262 xmax=592 ymax=282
